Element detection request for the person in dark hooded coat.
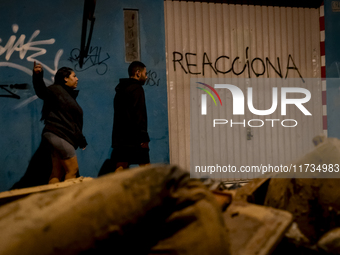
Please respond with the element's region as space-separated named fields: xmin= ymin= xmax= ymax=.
xmin=110 ymin=61 xmax=150 ymax=172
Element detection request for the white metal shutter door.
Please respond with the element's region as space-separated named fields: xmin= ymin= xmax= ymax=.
xmin=165 ymin=1 xmax=322 ymax=178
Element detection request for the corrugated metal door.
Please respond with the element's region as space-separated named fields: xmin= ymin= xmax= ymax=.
xmin=164 ymin=1 xmax=322 ymax=176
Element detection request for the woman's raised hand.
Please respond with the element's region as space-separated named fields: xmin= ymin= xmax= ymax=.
xmin=33 ymin=61 xmax=43 ymax=74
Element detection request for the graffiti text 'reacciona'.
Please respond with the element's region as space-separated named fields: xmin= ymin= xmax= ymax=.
xmin=173 ymin=47 xmax=304 ymax=81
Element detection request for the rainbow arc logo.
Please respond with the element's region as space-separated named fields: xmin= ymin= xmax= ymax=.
xmin=196 ymin=82 xmax=222 ymax=115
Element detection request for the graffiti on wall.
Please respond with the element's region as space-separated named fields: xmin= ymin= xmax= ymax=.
xmin=0 ymin=24 xmax=63 ymax=105
xmin=0 ymin=24 xmax=63 ymax=82
xmin=145 ymin=69 xmax=160 ymax=87
xmin=0 ymin=85 xmax=20 ymax=99
xmin=0 ymin=83 xmax=28 ymax=100
xmin=173 ymin=47 xmax=304 ymax=82
xmin=68 ymin=46 xmax=110 ymax=75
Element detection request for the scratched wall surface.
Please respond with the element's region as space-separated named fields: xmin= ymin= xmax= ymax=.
xmin=324 ymin=0 xmax=340 ymax=139
xmin=0 ymin=0 xmax=168 ymax=191
xmin=165 ymin=1 xmax=323 ymax=177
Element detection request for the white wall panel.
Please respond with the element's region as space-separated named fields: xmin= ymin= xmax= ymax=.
xmin=164 ymin=1 xmax=322 ymax=178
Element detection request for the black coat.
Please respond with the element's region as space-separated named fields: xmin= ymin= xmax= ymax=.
xmin=10 ymin=72 xmax=86 ymax=190
xmin=33 ymin=71 xmax=87 ymax=149
xmin=112 ymin=78 xmax=150 ymax=148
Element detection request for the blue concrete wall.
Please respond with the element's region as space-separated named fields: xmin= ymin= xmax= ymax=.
xmin=324 ymin=0 xmax=340 ymax=138
xmin=0 ymin=0 xmax=169 ymax=191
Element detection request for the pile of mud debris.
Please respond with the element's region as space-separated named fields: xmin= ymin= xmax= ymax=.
xmin=0 ymin=137 xmax=339 ymax=255
xmin=226 ymin=176 xmax=340 ymax=255
xmin=228 ymin=136 xmax=340 ymax=255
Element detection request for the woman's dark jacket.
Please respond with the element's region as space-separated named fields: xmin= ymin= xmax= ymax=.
xmin=33 ymin=71 xmax=87 ymax=149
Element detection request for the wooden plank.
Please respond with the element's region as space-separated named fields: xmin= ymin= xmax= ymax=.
xmin=0 ymin=177 xmax=93 ymax=207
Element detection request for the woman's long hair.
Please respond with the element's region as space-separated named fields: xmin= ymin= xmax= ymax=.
xmin=54 ymin=67 xmax=73 ymax=85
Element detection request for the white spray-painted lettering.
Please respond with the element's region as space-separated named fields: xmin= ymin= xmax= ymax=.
xmin=0 ymin=24 xmax=63 ymax=82
xmin=0 ymin=24 xmax=64 ymax=108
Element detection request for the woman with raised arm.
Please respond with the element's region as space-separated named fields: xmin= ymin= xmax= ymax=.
xmin=33 ymin=62 xmax=87 ymax=184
